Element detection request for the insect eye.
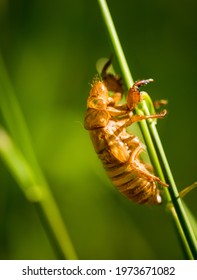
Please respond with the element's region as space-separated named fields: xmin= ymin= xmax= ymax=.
xmin=92 ymin=98 xmax=99 ymax=105
xmin=88 ymin=97 xmax=107 ymax=109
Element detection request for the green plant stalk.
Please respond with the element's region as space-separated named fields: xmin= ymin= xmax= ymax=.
xmin=97 ymin=0 xmax=197 ymax=259
xmin=149 ymin=123 xmax=197 ymax=258
xmin=0 ymin=54 xmax=77 ymax=260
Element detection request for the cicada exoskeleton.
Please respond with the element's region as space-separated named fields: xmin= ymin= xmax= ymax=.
xmin=84 ymin=59 xmax=168 ymax=205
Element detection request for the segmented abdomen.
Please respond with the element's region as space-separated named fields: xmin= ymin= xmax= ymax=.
xmin=103 ymin=160 xmax=160 ymax=204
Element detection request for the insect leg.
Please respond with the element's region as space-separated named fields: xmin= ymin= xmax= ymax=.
xmin=101 ymin=57 xmax=124 ymax=105
xmin=140 ymin=92 xmax=168 ymax=125
xmin=154 ymin=99 xmax=168 ymax=110
xmin=129 ymin=145 xmax=168 ymax=187
xmin=123 ymin=109 xmax=167 ymax=128
xmin=110 ymin=110 xmax=166 ymax=138
xmin=101 ymin=55 xmax=113 ymax=77
xmin=107 ymin=105 xmax=128 ymax=117
xmin=126 ymin=79 xmax=154 ymax=110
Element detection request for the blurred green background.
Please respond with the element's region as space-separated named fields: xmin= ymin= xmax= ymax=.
xmin=0 ymin=0 xmax=196 ymax=259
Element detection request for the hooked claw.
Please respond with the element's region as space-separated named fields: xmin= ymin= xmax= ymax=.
xmin=135 ymin=79 xmax=154 ymax=88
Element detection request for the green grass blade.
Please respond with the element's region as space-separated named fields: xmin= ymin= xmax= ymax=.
xmin=0 ymin=54 xmax=39 ymax=170
xmin=97 ymin=0 xmax=197 ymax=259
xmin=0 ymin=54 xmax=77 ymax=260
xmin=0 ymin=126 xmax=77 ymax=259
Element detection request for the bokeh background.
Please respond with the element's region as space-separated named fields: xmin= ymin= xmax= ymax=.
xmin=0 ymin=0 xmax=196 ymax=259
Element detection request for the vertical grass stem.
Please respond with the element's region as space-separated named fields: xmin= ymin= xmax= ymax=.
xmin=0 ymin=53 xmax=77 ymax=260
xmin=97 ymin=0 xmax=197 ymax=259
